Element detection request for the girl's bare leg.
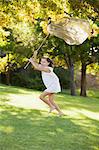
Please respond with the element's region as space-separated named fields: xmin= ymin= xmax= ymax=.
xmin=39 ymin=91 xmax=55 ymax=109
xmin=49 ymin=93 xmax=64 ymax=116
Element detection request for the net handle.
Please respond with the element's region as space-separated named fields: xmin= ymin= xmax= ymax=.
xmin=24 ymin=34 xmax=50 ymax=69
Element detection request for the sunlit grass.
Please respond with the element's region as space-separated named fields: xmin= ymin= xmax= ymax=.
xmin=0 ymin=84 xmax=99 ymax=150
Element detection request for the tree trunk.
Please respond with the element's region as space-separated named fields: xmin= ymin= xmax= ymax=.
xmin=80 ymin=62 xmax=87 ymax=96
xmin=63 ymin=46 xmax=76 ymax=96
xmin=68 ymin=47 xmax=76 ymax=96
xmin=6 ymin=69 xmax=10 ymax=85
xmin=6 ymin=53 xmax=10 ymax=85
xmin=69 ymin=58 xmax=76 ymax=96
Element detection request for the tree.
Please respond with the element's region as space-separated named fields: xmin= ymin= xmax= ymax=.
xmin=0 ymin=0 xmax=98 ymax=93
xmin=76 ymin=35 xmax=99 ymax=96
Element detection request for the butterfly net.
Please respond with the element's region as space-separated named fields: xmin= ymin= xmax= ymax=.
xmin=47 ymin=18 xmax=91 ymax=45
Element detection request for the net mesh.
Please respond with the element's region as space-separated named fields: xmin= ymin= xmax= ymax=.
xmin=47 ymin=18 xmax=91 ymax=45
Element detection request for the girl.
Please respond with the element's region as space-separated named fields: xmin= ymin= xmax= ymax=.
xmin=29 ymin=56 xmax=64 ymax=116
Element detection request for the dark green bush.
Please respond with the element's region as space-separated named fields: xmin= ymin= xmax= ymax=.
xmin=10 ymin=69 xmax=45 ymax=90
xmin=54 ymin=67 xmax=70 ymax=89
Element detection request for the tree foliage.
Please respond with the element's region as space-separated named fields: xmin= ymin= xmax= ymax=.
xmin=0 ymin=0 xmax=98 ymax=91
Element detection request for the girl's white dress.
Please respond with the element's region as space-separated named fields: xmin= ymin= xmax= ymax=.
xmin=41 ymin=67 xmax=61 ymax=93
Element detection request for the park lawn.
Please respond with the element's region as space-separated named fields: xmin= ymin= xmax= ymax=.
xmin=0 ymin=84 xmax=99 ymax=150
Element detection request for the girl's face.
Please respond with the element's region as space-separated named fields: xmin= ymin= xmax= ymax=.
xmin=40 ymin=58 xmax=49 ymax=66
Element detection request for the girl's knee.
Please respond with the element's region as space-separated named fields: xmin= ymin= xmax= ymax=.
xmin=39 ymin=92 xmax=48 ymax=100
xmin=39 ymin=95 xmax=43 ymax=100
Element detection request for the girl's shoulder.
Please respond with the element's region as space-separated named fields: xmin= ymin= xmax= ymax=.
xmin=38 ymin=65 xmax=53 ymax=73
xmin=48 ymin=66 xmax=53 ymax=72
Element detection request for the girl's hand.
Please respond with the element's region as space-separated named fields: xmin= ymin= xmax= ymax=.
xmin=28 ymin=58 xmax=34 ymax=63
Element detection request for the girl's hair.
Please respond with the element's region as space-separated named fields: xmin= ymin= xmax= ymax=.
xmin=42 ymin=57 xmax=54 ymax=67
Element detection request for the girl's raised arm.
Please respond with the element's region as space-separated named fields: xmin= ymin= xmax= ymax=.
xmin=29 ymin=58 xmax=50 ymax=73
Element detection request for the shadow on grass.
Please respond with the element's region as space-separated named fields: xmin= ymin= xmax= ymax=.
xmin=0 ymin=97 xmax=10 ymax=102
xmin=0 ymin=84 xmax=40 ymax=96
xmin=0 ymin=104 xmax=99 ymax=150
xmin=56 ymin=94 xmax=99 ymax=113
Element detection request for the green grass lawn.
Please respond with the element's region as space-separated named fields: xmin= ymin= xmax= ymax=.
xmin=0 ymin=84 xmax=99 ymax=150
